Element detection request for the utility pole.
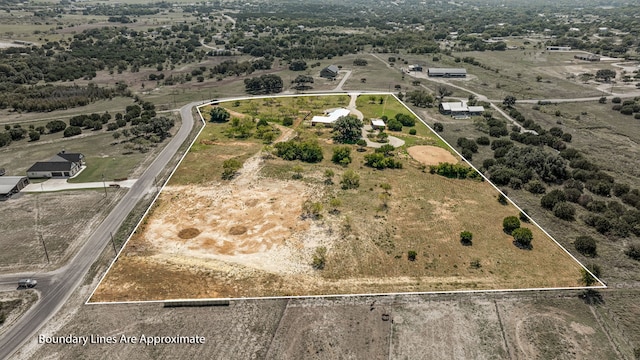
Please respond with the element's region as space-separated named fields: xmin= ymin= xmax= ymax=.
xmin=40 ymin=233 xmax=50 ymax=264
xmin=101 ymin=173 xmax=107 ymax=197
xmin=110 ymin=232 xmax=118 ymax=255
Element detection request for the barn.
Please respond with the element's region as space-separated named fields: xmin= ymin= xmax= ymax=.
xmin=428 ymin=68 xmax=467 ymax=78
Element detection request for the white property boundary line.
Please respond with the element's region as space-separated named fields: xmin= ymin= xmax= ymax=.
xmin=86 ymin=92 xmax=605 ymax=306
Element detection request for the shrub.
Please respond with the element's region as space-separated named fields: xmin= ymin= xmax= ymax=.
xmin=611 ymin=97 xmax=622 ymax=104
xmin=525 ymin=180 xmax=546 ymax=194
xmin=519 ymin=210 xmax=529 ymax=222
xmin=331 ymin=146 xmax=352 ymax=166
xmin=553 ymin=202 xmax=576 ymax=221
xmin=477 ymin=136 xmax=490 ymax=145
xmin=625 ymin=243 xmax=640 ymax=261
xmin=63 ymin=126 xmax=82 ymax=137
xmin=512 ymin=227 xmax=533 ymax=248
xmin=460 ymin=231 xmax=473 ymax=245
xmin=386 ymin=119 xmax=403 ymax=131
xmin=407 ymin=250 xmax=417 ymax=261
xmin=341 ymin=169 xmax=360 ymax=189
xmin=312 ymin=247 xmax=327 ymax=269
xmin=222 ymin=158 xmax=242 ymax=180
xmin=574 ymin=236 xmax=597 ymax=257
xmin=302 ymin=200 xmax=323 ymax=219
xmin=498 ymin=193 xmax=508 ymax=205
xmin=409 ymin=128 xmax=417 ymax=135
xmin=541 ymin=189 xmax=566 ymax=210
xmin=274 ymin=140 xmax=324 ymax=163
xmin=28 ymin=131 xmax=40 ymax=141
xmin=503 ymin=216 xmax=521 ymax=234
xmin=433 ymin=122 xmax=444 ymax=132
xmin=45 ymin=120 xmax=67 ymax=133
xmin=564 ymin=188 xmax=582 ymax=203
xmin=282 ymin=117 xmax=294 ymax=126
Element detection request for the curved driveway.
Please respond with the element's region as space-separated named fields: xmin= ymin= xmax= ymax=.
xmin=0 ymin=101 xmax=200 ymax=360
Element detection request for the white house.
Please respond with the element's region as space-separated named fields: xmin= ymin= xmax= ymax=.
xmin=311 ymin=108 xmax=351 ymax=126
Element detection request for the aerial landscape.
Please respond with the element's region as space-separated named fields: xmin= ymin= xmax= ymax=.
xmin=0 ymin=0 xmax=639 ymax=359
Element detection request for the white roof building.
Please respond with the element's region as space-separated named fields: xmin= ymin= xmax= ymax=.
xmin=371 ymin=119 xmax=386 ymax=128
xmin=439 ymin=102 xmax=485 ymax=115
xmin=311 ymin=108 xmax=351 ymax=125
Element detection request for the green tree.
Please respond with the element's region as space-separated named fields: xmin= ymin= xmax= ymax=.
xmin=512 ymin=227 xmax=533 ymax=249
xmin=45 ymin=120 xmax=67 ymax=133
xmin=302 ymin=200 xmax=323 ymax=219
xmin=503 ymin=95 xmax=517 ymax=108
xmin=226 ymin=118 xmax=254 ymax=138
xmin=407 ymin=250 xmax=417 ymax=261
xmin=503 ymin=216 xmax=521 ymax=235
xmin=574 ymin=236 xmax=597 ymax=257
xmin=460 ymin=231 xmax=473 ymax=245
xmin=625 ymin=243 xmax=640 ymax=261
xmin=433 ymin=122 xmax=444 ymax=132
xmin=63 ymin=126 xmax=82 ymax=138
xmin=331 ymin=146 xmax=352 ymax=166
xmin=580 ymin=263 xmax=601 ymax=286
xmin=210 ymin=107 xmax=230 ymax=122
xmin=222 ymin=158 xmax=242 ymax=180
xmin=332 ymin=115 xmax=363 ymax=144
xmin=289 ymin=60 xmax=307 ymax=71
xmin=341 ymin=169 xmax=360 ymax=189
xmin=553 ymin=202 xmax=576 ymax=221
xmin=28 ymin=131 xmax=40 ymax=141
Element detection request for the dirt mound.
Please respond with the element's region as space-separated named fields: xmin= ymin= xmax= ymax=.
xmin=178 ymin=228 xmax=201 ymax=239
xmin=407 ymin=145 xmax=458 ymax=166
xmin=229 ymin=225 xmax=248 ymax=235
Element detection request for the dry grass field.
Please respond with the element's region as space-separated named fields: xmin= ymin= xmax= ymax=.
xmin=0 ymin=190 xmax=124 ymax=274
xmin=91 ymin=95 xmax=590 ymax=302
xmin=26 ymin=289 xmax=631 ymax=360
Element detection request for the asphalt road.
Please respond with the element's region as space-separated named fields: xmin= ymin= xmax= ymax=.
xmin=0 ymin=101 xmax=200 ymax=360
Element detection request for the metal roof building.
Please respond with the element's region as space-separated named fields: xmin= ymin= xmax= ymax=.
xmin=428 ymin=68 xmax=467 ymax=77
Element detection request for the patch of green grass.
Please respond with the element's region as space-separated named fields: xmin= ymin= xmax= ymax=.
xmin=69 ymin=156 xmax=142 ymax=182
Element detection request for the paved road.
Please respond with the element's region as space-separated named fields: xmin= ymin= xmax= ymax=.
xmin=0 ymin=101 xmax=200 ymax=360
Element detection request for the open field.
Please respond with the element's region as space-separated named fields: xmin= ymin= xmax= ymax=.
xmin=0 ymin=291 xmax=38 ymax=337
xmin=27 ymin=287 xmax=635 ymax=360
xmin=92 ymin=95 xmax=590 ymax=302
xmin=0 ymin=190 xmax=124 ymax=273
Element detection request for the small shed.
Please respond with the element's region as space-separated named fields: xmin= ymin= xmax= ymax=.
xmin=371 ymin=119 xmax=386 ymax=129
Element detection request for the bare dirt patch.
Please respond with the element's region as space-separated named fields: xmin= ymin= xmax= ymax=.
xmin=407 ymin=145 xmax=458 ymax=165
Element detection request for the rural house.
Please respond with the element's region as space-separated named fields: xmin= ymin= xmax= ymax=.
xmin=428 ymin=68 xmax=467 ymax=78
xmin=311 ymin=108 xmax=351 ymax=126
xmin=26 ymin=151 xmax=85 ymax=179
xmin=0 ymin=176 xmax=29 ymax=200
xmin=320 ymin=65 xmax=340 ymax=79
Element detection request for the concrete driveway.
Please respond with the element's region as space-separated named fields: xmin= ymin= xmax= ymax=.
xmin=22 ymin=178 xmax=137 ymax=192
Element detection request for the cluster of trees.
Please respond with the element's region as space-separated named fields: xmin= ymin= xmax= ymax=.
xmin=0 ymin=83 xmax=131 ymax=112
xmin=406 ymin=90 xmax=435 ymax=108
xmin=429 ymin=162 xmax=481 ymax=180
xmin=244 ymin=74 xmax=283 ymax=94
xmin=383 ymin=113 xmax=416 ymax=132
xmin=610 ymin=97 xmax=640 ymax=118
xmin=274 ymin=139 xmax=323 ymax=163
xmin=210 ymin=59 xmax=272 ymax=78
xmin=364 ymin=145 xmax=403 ymax=169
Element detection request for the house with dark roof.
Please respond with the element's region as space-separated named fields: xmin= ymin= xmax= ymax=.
xmin=320 ymin=65 xmax=340 ymax=79
xmin=0 ymin=176 xmax=29 ymax=200
xmin=26 ymin=151 xmax=85 ymax=179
